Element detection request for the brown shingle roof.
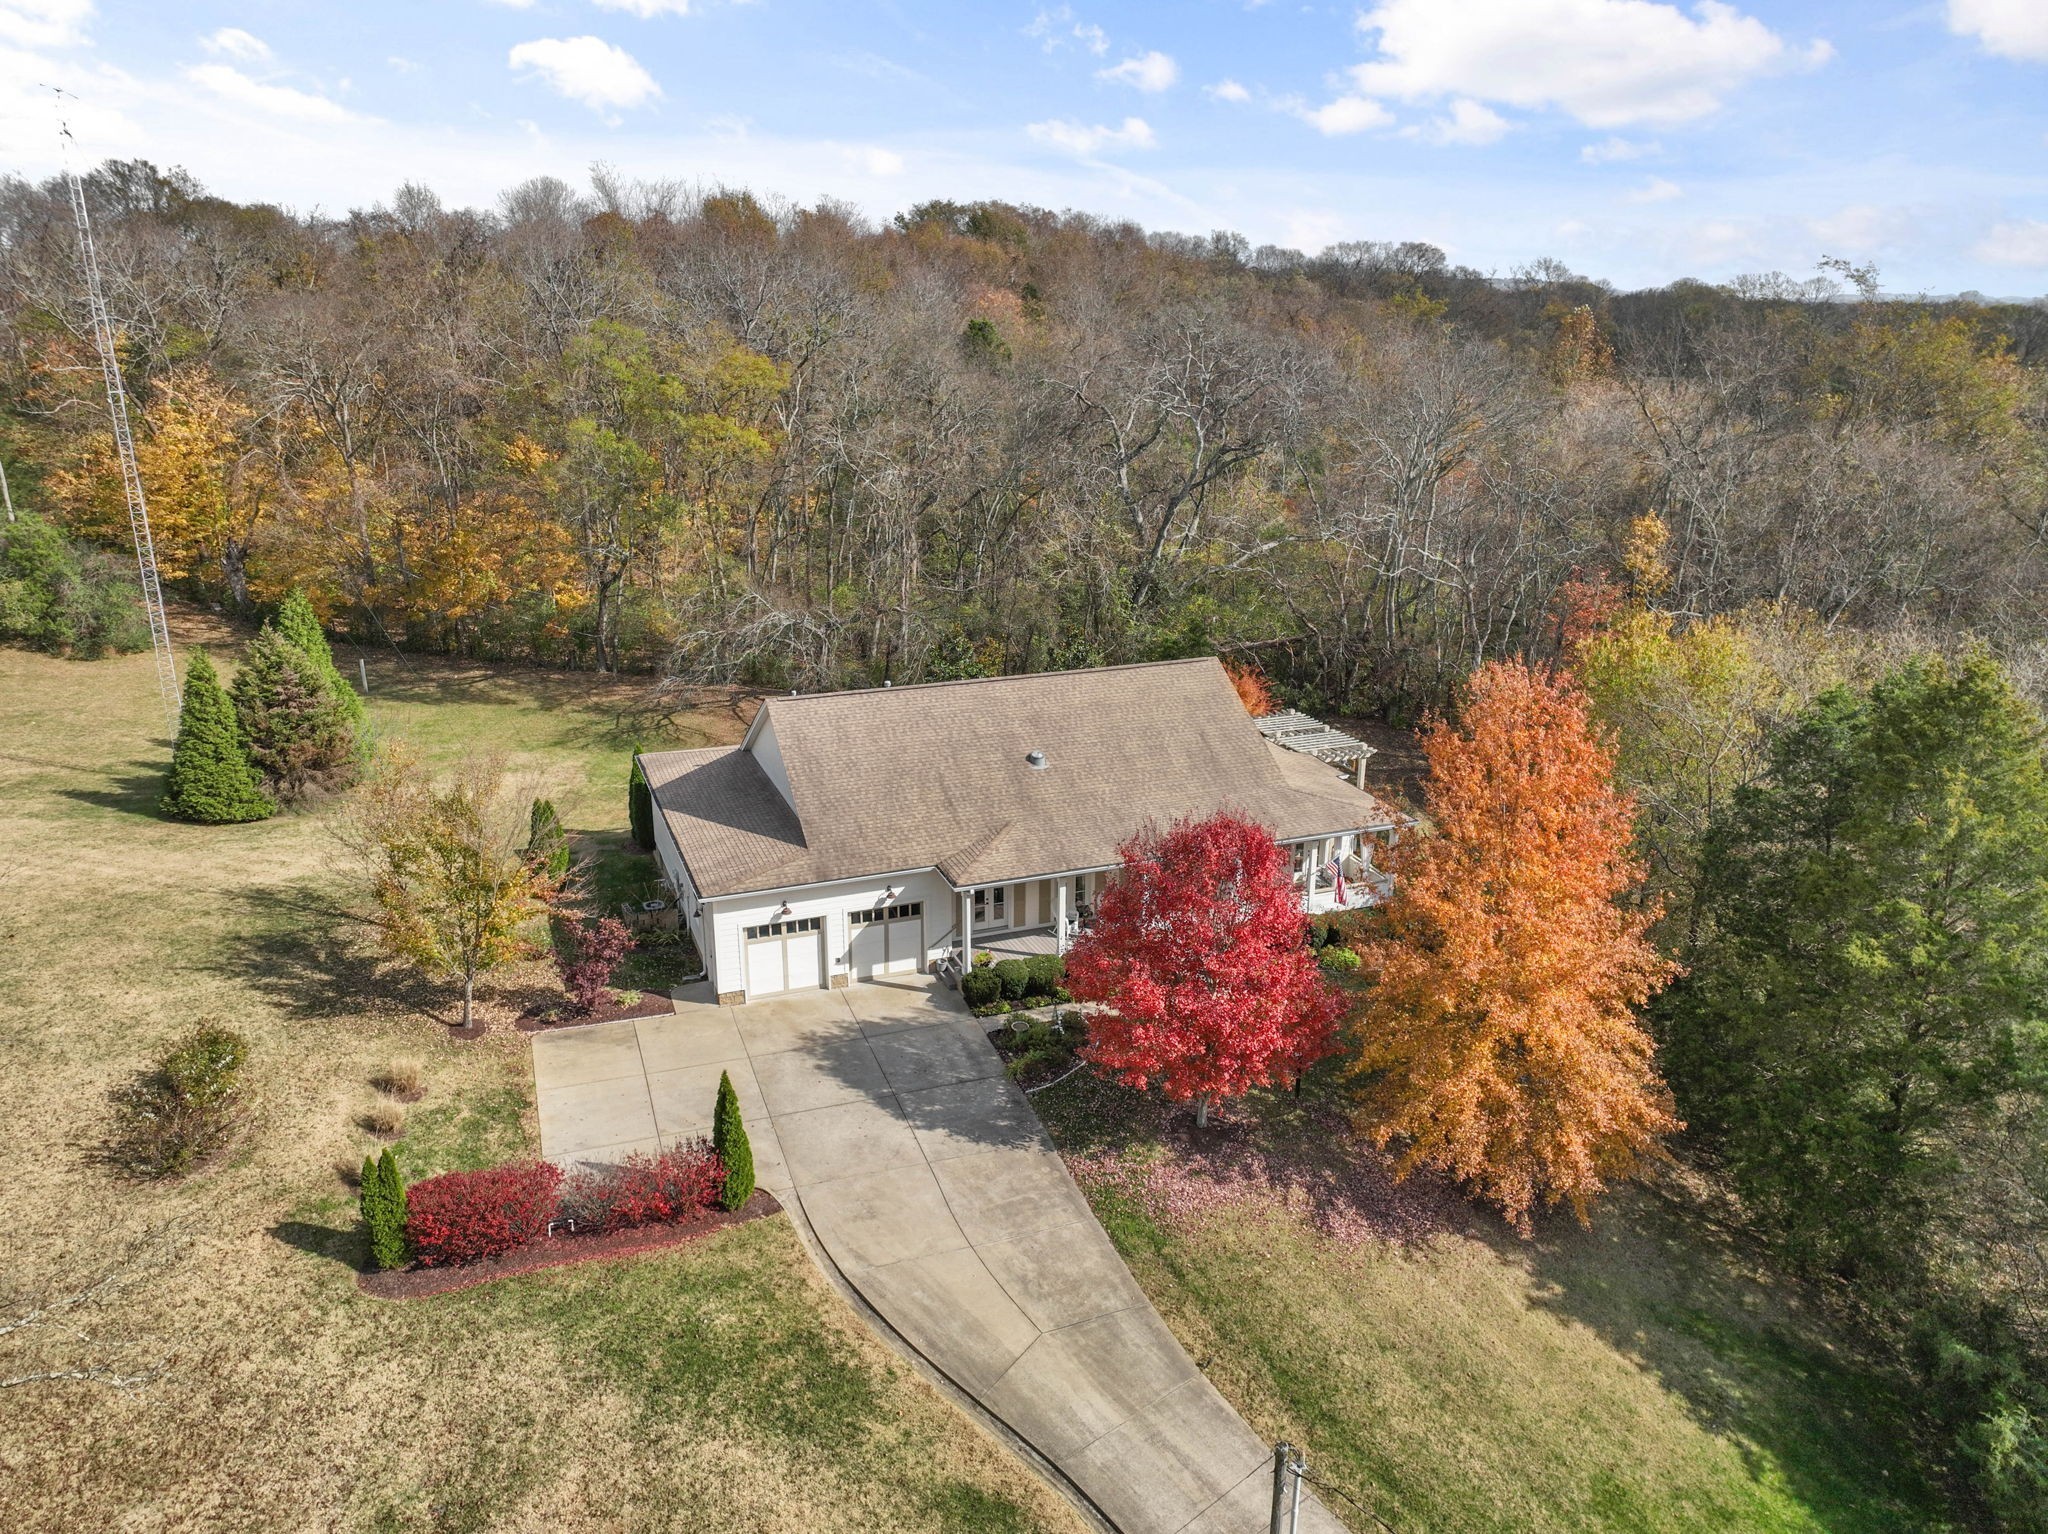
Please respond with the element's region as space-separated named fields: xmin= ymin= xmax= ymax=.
xmin=640 ymin=658 xmax=1400 ymax=899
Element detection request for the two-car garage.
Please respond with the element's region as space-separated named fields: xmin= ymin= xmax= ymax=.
xmin=740 ymin=901 xmax=926 ymax=998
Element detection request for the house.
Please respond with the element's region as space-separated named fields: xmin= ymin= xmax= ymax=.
xmin=636 ymin=657 xmax=1405 ymax=1005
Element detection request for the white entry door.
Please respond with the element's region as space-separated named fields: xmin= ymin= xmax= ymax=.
xmin=744 ymin=916 xmax=824 ymax=997
xmin=848 ymin=902 xmax=924 ymax=979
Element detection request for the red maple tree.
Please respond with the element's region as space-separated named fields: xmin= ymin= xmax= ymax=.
xmin=1349 ymin=659 xmax=1679 ymax=1231
xmin=1065 ymin=812 xmax=1341 ymax=1126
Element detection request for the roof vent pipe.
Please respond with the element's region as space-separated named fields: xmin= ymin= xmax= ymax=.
xmin=1025 ymin=750 xmax=1048 ymax=769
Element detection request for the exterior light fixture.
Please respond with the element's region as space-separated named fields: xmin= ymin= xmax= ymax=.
xmin=775 ymin=902 xmax=794 ymax=919
xmin=880 ymin=886 xmax=898 ymax=904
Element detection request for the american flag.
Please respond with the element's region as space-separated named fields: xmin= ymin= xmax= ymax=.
xmin=1322 ymin=858 xmax=1348 ymax=907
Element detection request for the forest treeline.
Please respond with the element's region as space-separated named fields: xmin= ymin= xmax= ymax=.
xmin=1 ymin=159 xmax=2044 ymax=714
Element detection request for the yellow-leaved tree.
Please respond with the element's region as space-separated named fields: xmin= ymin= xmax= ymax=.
xmin=1349 ymin=659 xmax=1680 ymax=1232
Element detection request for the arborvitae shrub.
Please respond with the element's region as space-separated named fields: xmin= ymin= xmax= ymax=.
xmin=628 ymin=755 xmax=654 ymax=850
xmin=159 ymin=650 xmax=274 ymax=823
xmin=526 ymin=797 xmax=571 ymax=877
xmin=274 ymin=586 xmax=363 ymax=723
xmin=361 ymin=1148 xmax=408 ymax=1270
xmin=230 ymin=624 xmax=362 ymax=802
xmin=713 ymin=1071 xmax=754 ymax=1212
xmin=107 ymin=1023 xmax=252 ymax=1176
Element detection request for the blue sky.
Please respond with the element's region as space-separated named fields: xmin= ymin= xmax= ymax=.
xmin=2 ymin=1 xmax=2045 ymax=294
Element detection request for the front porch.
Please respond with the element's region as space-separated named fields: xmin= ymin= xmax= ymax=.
xmin=970 ymin=926 xmax=1063 ymax=962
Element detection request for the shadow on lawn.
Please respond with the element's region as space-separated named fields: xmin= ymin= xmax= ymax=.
xmin=206 ymin=883 xmax=451 ymax=1025
xmin=272 ymin=1218 xmax=361 ymax=1270
xmin=55 ymin=762 xmax=170 ymax=819
xmin=1514 ymin=1186 xmax=1945 ymax=1528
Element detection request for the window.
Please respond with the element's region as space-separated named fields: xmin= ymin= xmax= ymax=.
xmin=972 ymin=886 xmax=1007 ymax=925
xmin=745 ymin=916 xmax=823 ymax=940
xmin=850 ymin=902 xmax=923 ymax=925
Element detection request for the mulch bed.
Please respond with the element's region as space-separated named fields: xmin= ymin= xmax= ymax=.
xmin=515 ymin=989 xmax=679 ymax=1033
xmin=355 ymin=1190 xmax=782 ymax=1300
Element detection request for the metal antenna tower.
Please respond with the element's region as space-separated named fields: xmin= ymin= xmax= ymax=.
xmin=57 ymin=99 xmax=181 ymax=731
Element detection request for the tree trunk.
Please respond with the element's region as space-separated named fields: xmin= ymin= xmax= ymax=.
xmin=1195 ymin=1095 xmax=1210 ymax=1130
xmin=461 ymin=971 xmax=475 ymax=1030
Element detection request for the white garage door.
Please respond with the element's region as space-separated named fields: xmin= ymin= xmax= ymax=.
xmin=847 ymin=902 xmax=924 ymax=979
xmin=745 ymin=916 xmax=824 ymax=998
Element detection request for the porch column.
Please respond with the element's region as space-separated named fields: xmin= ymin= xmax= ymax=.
xmin=1304 ymin=852 xmax=1317 ymax=914
xmin=960 ymin=887 xmax=974 ymax=964
xmin=1054 ymin=879 xmax=1068 ymax=955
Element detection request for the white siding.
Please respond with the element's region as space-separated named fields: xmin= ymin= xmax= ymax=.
xmin=708 ymin=869 xmax=956 ymax=1001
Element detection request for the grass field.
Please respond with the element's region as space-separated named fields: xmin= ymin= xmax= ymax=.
xmin=1032 ymin=1061 xmax=1952 ymax=1534
xmin=0 ymin=615 xmax=1082 ymax=1534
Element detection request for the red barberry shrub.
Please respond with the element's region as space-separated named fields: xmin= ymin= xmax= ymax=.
xmin=404 ymin=1160 xmax=564 ymax=1266
xmin=558 ymin=1139 xmax=724 ymax=1234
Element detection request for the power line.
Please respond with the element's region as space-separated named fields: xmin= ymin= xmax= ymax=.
xmin=53 ymin=92 xmax=180 ymax=734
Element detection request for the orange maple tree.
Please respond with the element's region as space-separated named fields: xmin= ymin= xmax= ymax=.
xmin=1349 ymin=658 xmax=1679 ymax=1231
xmin=1223 ymin=658 xmax=1278 ymax=717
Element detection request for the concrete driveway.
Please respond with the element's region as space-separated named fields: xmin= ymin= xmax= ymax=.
xmin=532 ymin=979 xmax=1343 ymax=1534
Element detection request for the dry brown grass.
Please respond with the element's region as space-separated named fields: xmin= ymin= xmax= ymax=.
xmin=0 ymin=623 xmax=1079 ymax=1534
xmin=371 ymin=1061 xmax=424 ymax=1102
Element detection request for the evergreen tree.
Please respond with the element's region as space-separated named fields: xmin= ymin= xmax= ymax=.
xmin=275 ymin=586 xmax=364 ymax=723
xmin=713 ymin=1070 xmax=754 ymax=1211
xmin=628 ymin=752 xmax=654 ymax=851
xmin=159 ymin=650 xmax=274 ymax=823
xmin=1666 ymin=653 xmax=2048 ymax=1279
xmin=359 ymin=1148 xmax=409 ymax=1271
xmin=526 ymin=797 xmax=571 ymax=878
xmin=230 ymin=624 xmax=362 ymax=803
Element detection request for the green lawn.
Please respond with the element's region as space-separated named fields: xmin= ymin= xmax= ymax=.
xmin=1035 ymin=1067 xmax=1951 ymax=1534
xmin=0 ymin=617 xmax=1079 ymax=1534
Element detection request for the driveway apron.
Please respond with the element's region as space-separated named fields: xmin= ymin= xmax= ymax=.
xmin=532 ymin=978 xmax=1345 ymax=1534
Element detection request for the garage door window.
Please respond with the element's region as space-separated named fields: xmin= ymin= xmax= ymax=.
xmin=745 ymin=916 xmax=823 ymax=940
xmin=848 ymin=902 xmax=923 ymax=925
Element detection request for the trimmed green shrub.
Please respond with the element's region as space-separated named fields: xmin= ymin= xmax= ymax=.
xmin=713 ymin=1070 xmax=754 ymax=1212
xmin=1023 ymin=953 xmax=1065 ymax=1000
xmin=960 ymin=966 xmax=1002 ymax=1010
xmin=274 ymin=586 xmax=363 ymax=723
xmin=1318 ymin=944 xmax=1361 ymax=974
xmin=990 ymin=958 xmax=1031 ymax=1003
xmin=1306 ymin=915 xmax=1335 ymax=950
xmin=159 ymin=650 xmax=274 ymax=823
xmin=526 ymin=796 xmax=572 ymax=877
xmin=229 ymin=624 xmax=363 ymax=803
xmin=0 ymin=510 xmax=148 ymax=658
xmin=107 ymin=1023 xmax=251 ymax=1176
xmin=361 ymin=1147 xmax=409 ymax=1271
xmin=628 ymin=754 xmax=654 ymax=850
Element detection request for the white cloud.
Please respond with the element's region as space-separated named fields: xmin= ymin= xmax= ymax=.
xmin=0 ymin=0 xmax=92 ymax=48
xmin=1297 ymin=94 xmax=1393 ymax=136
xmin=1581 ymin=135 xmax=1657 ymax=163
xmin=388 ymin=55 xmax=420 ymax=73
xmin=840 ymin=143 xmax=904 ymax=177
xmin=199 ymin=27 xmax=270 ymax=64
xmin=1948 ymin=0 xmax=2048 ymax=63
xmin=1027 ymin=7 xmax=1108 ymax=56
xmin=1807 ymin=204 xmax=1912 ymax=250
xmin=1098 ymin=50 xmax=1177 ymax=92
xmin=1627 ymin=176 xmax=1682 ymax=203
xmin=1417 ymin=97 xmax=1511 ymax=145
xmin=509 ymin=36 xmax=661 ymax=114
xmin=1978 ymin=219 xmax=2048 ymax=266
xmin=1352 ymin=0 xmax=1829 ymax=128
xmin=1026 ymin=115 xmax=1155 ymax=156
xmin=593 ymin=0 xmax=695 ymax=15
xmin=1207 ymin=78 xmax=1251 ymax=103
xmin=185 ymin=63 xmax=361 ymax=124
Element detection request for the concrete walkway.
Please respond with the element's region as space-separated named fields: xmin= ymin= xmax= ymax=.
xmin=532 ymin=979 xmax=1344 ymax=1534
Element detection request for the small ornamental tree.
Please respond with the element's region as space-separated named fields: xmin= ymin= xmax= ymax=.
xmin=230 ymin=624 xmax=362 ymax=802
xmin=360 ymin=1147 xmax=408 ymax=1271
xmin=1064 ymin=813 xmax=1342 ymax=1128
xmin=713 ymin=1070 xmax=755 ymax=1211
xmin=1223 ymin=658 xmax=1278 ymax=718
xmin=343 ymin=749 xmax=564 ymax=1029
xmin=275 ymin=586 xmax=364 ymax=723
xmin=557 ymin=917 xmax=634 ymax=1015
xmin=159 ymin=650 xmax=274 ymax=823
xmin=1349 ymin=659 xmax=1680 ymax=1233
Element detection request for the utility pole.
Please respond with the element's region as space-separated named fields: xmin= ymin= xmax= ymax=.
xmin=1270 ymin=1441 xmax=1307 ymax=1534
xmin=55 ymin=96 xmax=180 ymax=732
